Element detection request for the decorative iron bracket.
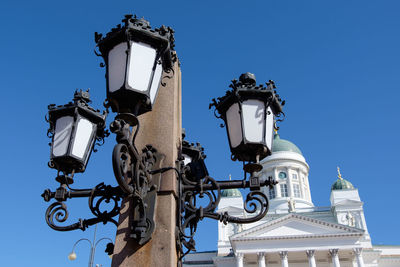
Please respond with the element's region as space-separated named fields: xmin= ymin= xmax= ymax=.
xmin=176 ymin=141 xmax=278 ymax=259
xmin=42 ymin=182 xmax=124 ymax=231
xmin=42 ymin=112 xmax=164 ymax=245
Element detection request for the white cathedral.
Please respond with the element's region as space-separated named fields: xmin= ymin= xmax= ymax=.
xmin=183 ymin=133 xmax=400 ymax=267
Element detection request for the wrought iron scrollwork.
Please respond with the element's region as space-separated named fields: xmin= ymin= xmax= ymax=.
xmin=42 ymin=111 xmax=163 ymax=245
xmin=109 ymin=112 xmax=163 ymax=244
xmin=161 ymin=67 xmax=175 ymax=86
xmin=178 ymin=174 xmax=276 ymax=258
xmin=43 ymin=183 xmax=124 ymax=231
xmin=177 ymin=140 xmax=278 ymax=260
xmin=45 ymin=202 xmax=75 ymax=231
xmin=88 ymin=183 xmax=123 ymax=226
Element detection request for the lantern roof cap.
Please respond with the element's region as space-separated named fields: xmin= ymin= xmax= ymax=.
xmin=95 ymin=13 xmax=176 ymax=60
xmin=47 ymin=90 xmax=104 ymax=119
xmin=209 ymin=73 xmax=285 ymax=117
xmin=272 ymin=133 xmax=302 ymax=155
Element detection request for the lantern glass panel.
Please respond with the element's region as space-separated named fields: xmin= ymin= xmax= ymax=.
xmin=127 ymin=41 xmax=156 ymax=92
xmin=149 ymin=60 xmax=163 ymax=104
xmin=108 ymin=42 xmax=128 ymax=92
xmin=183 ymin=154 xmax=192 ymax=165
xmin=71 ymin=117 xmax=95 ymax=160
xmin=265 ymin=106 xmax=274 ymax=150
xmin=242 ymin=99 xmax=265 ymax=143
xmin=53 ymin=116 xmax=74 ymax=157
xmin=226 ymin=103 xmax=242 ymax=148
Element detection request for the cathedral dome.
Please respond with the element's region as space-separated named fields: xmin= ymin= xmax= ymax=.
xmin=272 ymin=134 xmax=302 ymax=155
xmin=331 ymin=178 xmax=354 ymax=191
xmin=221 ymin=189 xmax=242 ymax=198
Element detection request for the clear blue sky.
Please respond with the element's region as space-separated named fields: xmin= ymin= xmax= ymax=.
xmin=1 ymin=0 xmax=400 ymax=266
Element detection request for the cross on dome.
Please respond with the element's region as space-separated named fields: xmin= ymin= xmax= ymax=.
xmin=337 ymin=166 xmax=343 ymax=180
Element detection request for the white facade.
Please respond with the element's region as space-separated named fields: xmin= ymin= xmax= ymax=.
xmin=183 ymin=134 xmax=400 ymax=267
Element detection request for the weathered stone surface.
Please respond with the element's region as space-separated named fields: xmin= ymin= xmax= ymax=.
xmin=112 ymin=61 xmax=182 ymax=267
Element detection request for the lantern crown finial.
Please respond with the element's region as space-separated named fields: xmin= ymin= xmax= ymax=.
xmin=131 ymin=17 xmax=151 ymax=28
xmin=122 ymin=14 xmax=151 ymax=29
xmin=239 ymin=72 xmax=256 ymax=86
xmin=73 ymin=89 xmax=91 ymax=104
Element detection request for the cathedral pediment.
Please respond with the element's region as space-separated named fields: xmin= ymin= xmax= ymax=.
xmin=231 ymin=213 xmax=364 ymax=241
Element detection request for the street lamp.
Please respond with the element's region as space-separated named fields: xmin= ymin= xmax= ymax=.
xmin=42 ymin=14 xmax=175 ymax=242
xmin=41 ymin=13 xmax=285 ymax=264
xmin=177 ymin=73 xmax=283 ymax=258
xmin=67 ymin=224 xmax=113 ymax=267
xmin=181 ymin=129 xmax=209 ymax=182
xmin=210 ymin=73 xmax=284 ymax=167
xmin=95 ymin=14 xmax=176 ymax=116
xmin=47 ymin=90 xmax=108 ymax=177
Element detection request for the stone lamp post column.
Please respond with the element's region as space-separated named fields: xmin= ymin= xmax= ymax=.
xmin=111 ymin=62 xmax=182 ymax=267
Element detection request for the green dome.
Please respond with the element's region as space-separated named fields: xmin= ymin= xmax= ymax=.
xmin=221 ymin=189 xmax=242 ymax=198
xmin=331 ymin=178 xmax=355 ymax=191
xmin=272 ymin=134 xmax=302 ymax=155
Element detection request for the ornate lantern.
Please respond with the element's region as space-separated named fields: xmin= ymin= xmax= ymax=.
xmin=95 ymin=14 xmax=176 ymax=116
xmin=47 ymin=90 xmax=107 ymax=176
xmin=210 ymin=73 xmax=284 ymax=167
xmin=181 ymin=130 xmax=209 ymax=181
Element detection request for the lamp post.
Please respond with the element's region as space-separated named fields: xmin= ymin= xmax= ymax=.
xmin=41 ymin=13 xmax=285 ymax=266
xmin=67 ymin=224 xmax=114 ymax=267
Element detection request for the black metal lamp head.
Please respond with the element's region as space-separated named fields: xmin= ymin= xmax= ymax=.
xmin=95 ymin=14 xmax=177 ymax=116
xmin=47 ymin=90 xmax=108 ymax=176
xmin=210 ymin=73 xmax=285 ymax=164
xmin=181 ymin=133 xmax=209 ymax=182
xmin=105 ymin=242 xmax=114 ymax=256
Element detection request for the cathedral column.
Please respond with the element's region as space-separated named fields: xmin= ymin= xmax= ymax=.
xmin=236 ymin=252 xmax=244 ymax=267
xmin=286 ymin=167 xmax=293 ymax=197
xmin=329 ymin=249 xmax=340 ymax=267
xmin=279 ymin=251 xmax=289 ymax=267
xmin=257 ymin=252 xmax=266 ymax=267
xmin=298 ymin=168 xmax=304 ymax=193
xmin=354 ymin=248 xmax=365 ymax=267
xmin=274 ymin=167 xmax=281 ymax=197
xmin=306 ymin=250 xmax=316 ymax=267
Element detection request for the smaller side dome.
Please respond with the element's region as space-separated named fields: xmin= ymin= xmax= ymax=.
xmin=221 ymin=189 xmax=242 ymax=198
xmin=272 ymin=134 xmax=302 ymax=155
xmin=331 ymin=167 xmax=355 ymax=191
xmin=331 ymin=179 xmax=354 ymax=190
